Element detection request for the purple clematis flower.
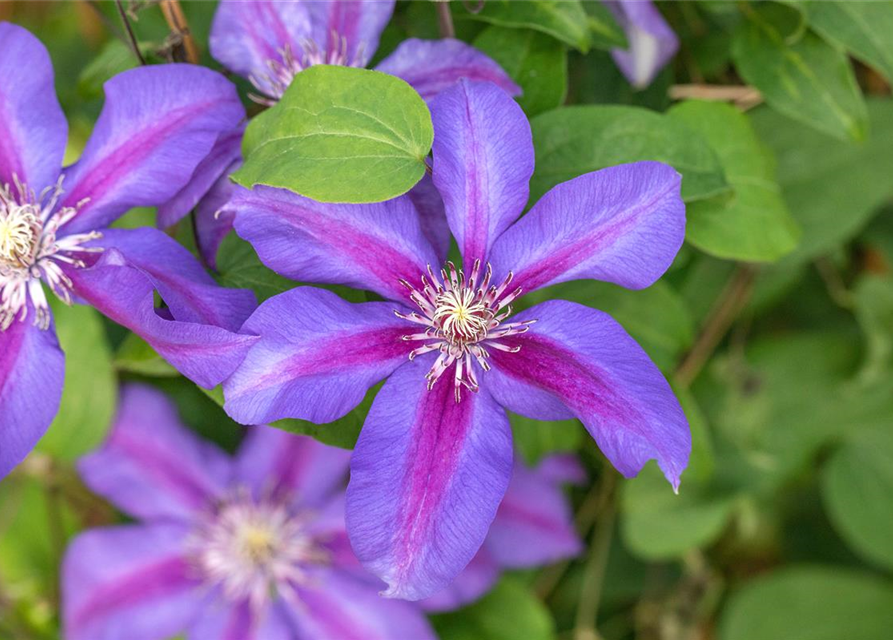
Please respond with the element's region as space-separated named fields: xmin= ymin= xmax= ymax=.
xmin=64 ymin=384 xmax=581 ymax=638
xmin=220 ymin=79 xmax=690 ymax=600
xmin=0 ymin=23 xmax=258 ymax=479
xmin=605 ymin=0 xmax=679 ymax=89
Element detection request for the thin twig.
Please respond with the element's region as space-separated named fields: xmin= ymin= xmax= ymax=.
xmin=675 ymin=265 xmax=757 ymax=387
xmin=436 ymin=1 xmax=456 ymax=39
xmin=669 ymin=84 xmax=763 ymax=111
xmin=160 ymin=0 xmax=200 ymax=64
xmin=114 ymin=0 xmax=146 ymax=65
xmin=574 ymin=470 xmax=619 ymax=640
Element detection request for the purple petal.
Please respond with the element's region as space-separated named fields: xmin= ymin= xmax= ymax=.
xmin=78 ymin=384 xmax=230 ymax=521
xmin=605 ymin=0 xmax=679 ymax=89
xmin=223 ymin=287 xmax=409 ymax=425
xmin=375 ymin=38 xmax=521 ymax=102
xmin=0 ymin=22 xmax=66 ymax=193
xmin=157 ymin=126 xmax=244 ymax=229
xmin=66 ymin=252 xmax=258 ymax=389
xmin=0 ymin=317 xmax=64 ymax=479
xmin=287 ymin=567 xmax=436 ymax=640
xmin=60 ymin=64 xmax=244 ymax=235
xmin=486 ymin=300 xmax=690 ymax=489
xmin=233 ymin=428 xmax=350 ymax=508
xmin=63 ymin=524 xmax=202 ymax=640
xmin=490 ymin=161 xmax=685 ymax=295
xmin=305 ymin=0 xmax=395 ymax=66
xmin=96 ymin=228 xmax=256 ymax=332
xmin=431 ymin=79 xmax=534 ymax=265
xmin=537 ymin=453 xmax=587 ymax=485
xmin=188 ymin=600 xmax=295 ymax=640
xmin=346 ymin=356 xmax=514 ymax=600
xmin=408 ymin=174 xmax=450 ymax=264
xmin=195 ymin=163 xmax=239 ymax=271
xmin=418 ymin=550 xmax=500 ymax=612
xmin=485 ymin=455 xmax=583 ymax=567
xmin=231 ymin=185 xmax=438 ymax=304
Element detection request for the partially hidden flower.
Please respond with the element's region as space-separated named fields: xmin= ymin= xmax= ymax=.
xmin=0 ymin=23 xmax=258 ymax=479
xmin=64 ymin=384 xmax=582 ymax=638
xmin=604 ymin=0 xmax=679 ymax=89
xmin=219 ymin=79 xmax=691 ymax=599
xmin=172 ymin=0 xmax=522 ymax=268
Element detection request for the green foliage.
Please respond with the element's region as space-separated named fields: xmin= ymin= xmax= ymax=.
xmin=529 ymin=105 xmax=730 ymax=205
xmin=669 ymin=100 xmax=800 ymax=262
xmin=114 ymin=334 xmax=179 ymax=378
xmin=720 ymin=567 xmax=893 ymax=640
xmin=234 ymin=65 xmax=434 ymax=203
xmin=465 ymin=0 xmax=594 ymax=52
xmin=732 ymin=2 xmax=868 ymax=141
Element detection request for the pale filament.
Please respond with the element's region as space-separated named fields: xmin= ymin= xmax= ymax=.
xmin=0 ymin=176 xmax=100 ymax=330
xmin=397 ymin=260 xmax=535 ymax=402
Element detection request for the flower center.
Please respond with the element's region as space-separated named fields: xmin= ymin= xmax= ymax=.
xmin=250 ymin=35 xmax=363 ymax=105
xmin=398 ymin=260 xmax=535 ymax=402
xmin=0 ymin=177 xmax=100 ymax=331
xmin=188 ymin=490 xmax=325 ymax=612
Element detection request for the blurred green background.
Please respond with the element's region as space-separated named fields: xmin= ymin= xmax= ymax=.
xmin=1 ymin=2 xmax=892 ymax=639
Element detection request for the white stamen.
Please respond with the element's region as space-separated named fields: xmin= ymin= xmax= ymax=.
xmin=0 ymin=176 xmax=99 ymax=330
xmin=188 ymin=489 xmax=326 ymax=614
xmin=249 ymin=32 xmax=365 ymax=106
xmin=399 ymin=260 xmax=535 ymax=402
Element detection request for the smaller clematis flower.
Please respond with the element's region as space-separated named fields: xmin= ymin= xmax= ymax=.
xmin=219 ymin=79 xmax=690 ymax=600
xmin=64 ymin=384 xmax=436 ymax=640
xmin=64 ymin=384 xmax=581 ymax=638
xmin=0 ymin=23 xmax=258 ymax=479
xmin=603 ymin=0 xmax=679 ymax=89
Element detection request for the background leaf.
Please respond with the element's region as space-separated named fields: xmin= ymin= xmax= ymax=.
xmin=464 ymin=0 xmax=592 ymax=52
xmin=234 ymin=65 xmax=433 ymax=203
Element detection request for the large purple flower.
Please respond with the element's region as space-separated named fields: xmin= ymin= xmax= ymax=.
xmin=605 ymin=0 xmax=679 ymax=89
xmin=64 ymin=384 xmax=581 ymax=638
xmin=64 ymin=384 xmax=435 ymax=640
xmin=0 ymin=23 xmax=258 ymax=479
xmin=220 ymin=79 xmax=690 ymax=599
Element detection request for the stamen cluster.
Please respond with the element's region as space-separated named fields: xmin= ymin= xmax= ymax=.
xmin=0 ymin=177 xmax=99 ymax=330
xmin=398 ymin=260 xmax=535 ymax=402
xmin=250 ymin=34 xmax=363 ymax=105
xmin=188 ymin=490 xmax=326 ymax=613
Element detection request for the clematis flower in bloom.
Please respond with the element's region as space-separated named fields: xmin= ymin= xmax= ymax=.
xmin=220 ymin=79 xmax=690 ymax=599
xmin=64 ymin=384 xmax=581 ymax=638
xmin=0 ymin=23 xmax=258 ymax=479
xmin=604 ymin=0 xmax=679 ymax=89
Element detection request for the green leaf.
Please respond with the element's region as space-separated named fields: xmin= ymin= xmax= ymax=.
xmin=114 ymin=334 xmax=179 ymax=378
xmin=234 ymin=65 xmax=433 ymax=203
xmin=37 ymin=302 xmax=116 ymax=461
xmin=732 ymin=4 xmax=868 ymax=141
xmin=582 ymin=0 xmax=627 ymax=50
xmin=822 ymin=427 xmax=893 ymax=571
xmin=621 ymin=464 xmax=737 ymax=560
xmin=510 ymin=413 xmax=581 ymax=467
xmin=799 ymin=0 xmax=893 ymax=83
xmin=215 ymin=234 xmax=294 ymax=303
xmin=750 ymin=99 xmax=893 ymax=263
xmin=720 ymin=567 xmax=893 ymax=640
xmin=77 ymin=39 xmax=146 ymax=99
xmin=669 ymin=100 xmax=800 ymax=262
xmin=431 ymin=577 xmax=555 ymax=640
xmin=529 ymin=105 xmax=730 ymax=205
xmin=473 ymin=26 xmax=567 ymax=117
xmin=464 ymin=0 xmax=592 ymax=52
xmin=854 ymin=275 xmax=893 ymax=384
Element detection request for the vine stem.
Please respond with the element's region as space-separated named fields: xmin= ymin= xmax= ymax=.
xmin=436 ymin=1 xmax=456 ymax=38
xmin=114 ymin=0 xmax=146 ymax=65
xmin=675 ymin=264 xmax=757 ymax=387
xmin=573 ymin=469 xmax=618 ymax=640
xmin=160 ymin=0 xmax=200 ymax=64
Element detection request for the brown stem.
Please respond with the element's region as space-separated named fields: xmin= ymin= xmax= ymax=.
xmin=669 ymin=84 xmax=763 ymax=111
xmin=675 ymin=265 xmax=757 ymax=387
xmin=436 ymin=1 xmax=456 ymax=39
xmin=114 ymin=0 xmax=146 ymax=65
xmin=160 ymin=0 xmax=200 ymax=64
